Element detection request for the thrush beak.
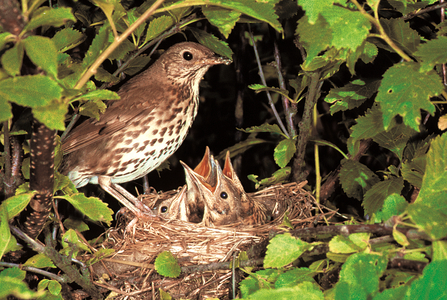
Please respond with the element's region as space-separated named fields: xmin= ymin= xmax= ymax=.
xmin=200 ymin=55 xmax=232 ymax=66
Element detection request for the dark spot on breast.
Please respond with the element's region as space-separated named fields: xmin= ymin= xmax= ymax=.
xmin=150 ymin=139 xmax=158 ymax=146
xmin=159 ymin=127 xmax=167 ymax=136
xmin=124 ymin=139 xmax=132 ymax=145
xmin=158 ymin=138 xmax=164 ymax=143
xmin=152 ymin=129 xmax=159 ymax=135
xmin=156 ymin=120 xmax=163 ymax=126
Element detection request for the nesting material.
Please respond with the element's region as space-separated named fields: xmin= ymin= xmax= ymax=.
xmin=88 ymin=182 xmax=334 ymax=299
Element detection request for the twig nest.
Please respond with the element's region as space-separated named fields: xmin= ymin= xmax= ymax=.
xmin=88 ymin=182 xmax=330 ymax=299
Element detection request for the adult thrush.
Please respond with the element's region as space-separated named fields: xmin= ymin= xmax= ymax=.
xmin=61 ymin=42 xmax=231 ymax=216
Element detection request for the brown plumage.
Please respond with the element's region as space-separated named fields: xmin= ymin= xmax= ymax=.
xmin=61 ymin=42 xmax=231 ymax=216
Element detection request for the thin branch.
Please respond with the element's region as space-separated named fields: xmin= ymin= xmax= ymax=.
xmin=247 ymin=25 xmax=289 ymax=138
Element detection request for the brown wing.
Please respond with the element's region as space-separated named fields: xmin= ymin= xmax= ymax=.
xmin=62 ymin=74 xmax=162 ymax=154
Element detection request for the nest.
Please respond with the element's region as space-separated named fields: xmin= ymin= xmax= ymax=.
xmin=87 ymin=182 xmax=334 ymax=299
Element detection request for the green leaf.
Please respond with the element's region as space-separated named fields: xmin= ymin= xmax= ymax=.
xmin=240 ymin=269 xmax=281 ymax=297
xmin=380 ymin=18 xmax=420 ymax=54
xmin=363 ymin=177 xmax=404 ymax=216
xmin=60 ymin=229 xmax=90 ymax=258
xmin=73 ymin=89 xmax=120 ymax=102
xmin=406 ymin=260 xmax=447 ymax=299
xmin=329 ymin=233 xmax=370 ymax=254
xmin=2 ymin=42 xmax=24 ymax=76
xmin=248 ymin=167 xmax=291 ymax=189
xmin=23 ymin=253 xmax=56 ymax=268
xmin=108 ymin=38 xmax=135 ymax=61
xmin=339 ymin=159 xmax=380 ymax=200
xmin=297 ymin=15 xmax=332 ymax=69
xmin=239 ymin=123 xmax=286 ymax=137
xmin=0 ymin=208 xmax=20 ymax=259
xmin=264 ymin=233 xmax=320 ymax=268
xmin=321 ymin=6 xmax=371 ymax=52
xmin=0 ymin=192 xmax=35 ymax=220
xmin=23 ymin=36 xmax=58 ymax=78
xmin=407 ymin=133 xmax=447 ymax=240
xmin=0 ymin=99 xmax=13 ymax=122
xmin=203 ymin=7 xmax=241 ymax=38
xmin=0 ymin=268 xmax=44 ymax=298
xmin=144 ymin=15 xmax=174 ymax=44
xmin=0 ymin=32 xmax=14 ymax=51
xmin=24 ymin=7 xmax=76 ymax=32
xmin=376 ymin=62 xmax=443 ymax=131
xmin=52 ymin=28 xmax=86 ymax=53
xmin=86 ymin=248 xmax=115 ymax=265
xmin=63 ymin=218 xmax=90 ymax=232
xmin=274 ymin=139 xmax=296 ymax=168
xmin=33 ymin=100 xmax=68 ymax=130
xmin=0 ymin=75 xmax=63 ymax=107
xmin=415 ymin=36 xmax=447 ymax=72
xmin=275 ymin=268 xmax=316 ymax=288
xmin=58 ymin=193 xmax=113 ymax=225
xmin=83 ymin=26 xmax=110 ymax=68
xmin=122 ymin=54 xmax=152 ymax=76
xmin=38 ymin=279 xmax=62 ymax=296
xmin=155 ymin=251 xmax=181 ymax=278
xmin=334 ymin=253 xmax=387 ymax=300
xmin=393 ymin=227 xmax=410 ymax=247
xmin=374 ymin=193 xmax=408 ymax=223
xmin=248 ymin=282 xmax=324 ymax=299
xmin=189 ymin=28 xmax=233 ymax=59
xmin=325 ymin=79 xmax=381 ymax=114
xmin=297 ymin=0 xmax=332 ymax=24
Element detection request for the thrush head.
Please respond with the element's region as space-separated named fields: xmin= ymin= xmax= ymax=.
xmin=60 ymin=42 xmax=231 ymax=216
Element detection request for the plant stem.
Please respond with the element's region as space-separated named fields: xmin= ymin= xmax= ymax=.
xmin=248 ymin=25 xmax=289 ymax=138
xmin=292 ymin=71 xmax=322 ymax=183
xmin=273 ymin=39 xmax=296 ymax=137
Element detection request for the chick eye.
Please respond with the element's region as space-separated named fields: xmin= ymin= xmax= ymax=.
xmin=220 ymin=192 xmax=228 ymax=199
xmin=161 ymin=206 xmax=168 ymax=213
xmin=183 ymin=51 xmax=193 ymax=60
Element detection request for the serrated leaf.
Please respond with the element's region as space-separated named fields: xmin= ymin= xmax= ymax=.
xmin=78 ymin=99 xmax=107 ymax=120
xmin=401 ymin=156 xmax=426 ymax=188
xmin=339 ymin=159 xmax=380 ymax=200
xmin=189 ymin=28 xmax=233 ymax=59
xmin=23 ymin=254 xmax=56 ymax=268
xmin=2 ymin=42 xmax=24 ymax=76
xmin=59 ymin=193 xmax=113 ymax=225
xmin=239 ymin=123 xmax=285 ymax=136
xmin=155 ymin=251 xmax=181 ymax=278
xmin=125 ymin=9 xmax=145 ymax=40
xmin=63 ymin=218 xmax=89 ymax=232
xmin=52 ymin=28 xmax=85 ymax=52
xmin=203 ymin=7 xmax=241 ymax=38
xmin=265 ymin=233 xmax=319 ymax=268
xmin=0 ymin=99 xmax=13 ymax=122
xmin=321 ymin=6 xmax=370 ymax=52
xmin=415 ymin=36 xmax=447 ymax=72
xmin=274 ymin=139 xmax=296 ymax=168
xmin=334 ymin=253 xmax=387 ymax=300
xmin=23 ymin=36 xmax=58 ymax=78
xmin=363 ymin=177 xmax=404 ymax=216
xmin=144 ymin=15 xmax=174 ymax=44
xmin=122 ymin=54 xmax=151 ymax=76
xmin=376 ymin=62 xmax=443 ymax=132
xmin=380 ymin=18 xmax=420 ymax=54
xmin=0 ymin=208 xmax=19 ymax=259
xmin=240 ymin=269 xmax=281 ymax=297
xmin=24 ymin=7 xmax=76 ymax=32
xmin=325 ymin=79 xmax=380 ymax=114
xmin=108 ymin=38 xmax=135 ymax=61
xmin=329 ymin=233 xmax=370 ymax=254
xmin=0 ymin=75 xmax=63 ymax=108
xmin=83 ymin=26 xmax=110 ymax=68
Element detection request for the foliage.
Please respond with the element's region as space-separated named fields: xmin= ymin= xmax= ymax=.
xmin=1 ymin=0 xmax=447 ymax=298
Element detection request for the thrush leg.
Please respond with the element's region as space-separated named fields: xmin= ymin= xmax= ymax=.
xmin=98 ymin=176 xmax=154 ymax=218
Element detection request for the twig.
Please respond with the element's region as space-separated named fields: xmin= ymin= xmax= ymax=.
xmin=247 ymin=25 xmax=289 ymax=138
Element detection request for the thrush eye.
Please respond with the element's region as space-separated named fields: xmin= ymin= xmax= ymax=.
xmin=220 ymin=192 xmax=228 ymax=199
xmin=183 ymin=51 xmax=193 ymax=60
xmin=161 ymin=206 xmax=168 ymax=213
